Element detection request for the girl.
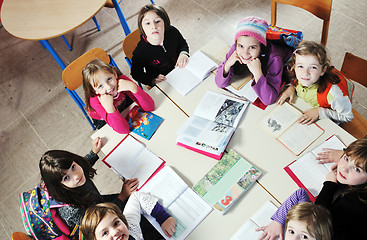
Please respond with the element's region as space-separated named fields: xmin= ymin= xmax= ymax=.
xmin=277 ymin=41 xmax=353 ymax=124
xmin=257 ymin=137 xmax=367 ymax=240
xmin=215 ymin=16 xmax=293 ymax=106
xmin=83 ymin=59 xmax=155 ymax=133
xmin=82 ymin=196 xmax=177 ymax=240
xmin=131 ymin=4 xmax=189 ymax=87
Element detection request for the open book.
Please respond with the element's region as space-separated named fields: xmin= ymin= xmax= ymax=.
xmin=102 ymin=135 xmax=165 ymax=190
xmin=193 ymin=150 xmax=261 ymax=214
xmin=259 ymin=102 xmax=324 ymax=155
xmin=284 ymin=135 xmax=346 ymax=201
xmin=166 ymin=50 xmax=218 ymax=96
xmin=231 ymin=201 xmax=278 ymax=240
xmin=141 ymin=166 xmax=213 ymax=240
xmin=176 ymin=91 xmax=249 ymax=159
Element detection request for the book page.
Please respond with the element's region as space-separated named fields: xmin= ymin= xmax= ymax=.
xmin=259 ymin=103 xmax=302 ymax=138
xmin=186 ymin=50 xmax=218 ymax=80
xmin=231 ymin=220 xmax=263 ymax=240
xmin=278 ymin=122 xmax=324 ymax=155
xmin=251 ymin=201 xmax=278 ymax=227
xmin=225 ymin=79 xmax=258 ymax=103
xmin=193 ymin=91 xmax=249 ymax=128
xmin=288 ymin=152 xmax=330 ymax=197
xmin=165 ymin=67 xmax=202 ymax=96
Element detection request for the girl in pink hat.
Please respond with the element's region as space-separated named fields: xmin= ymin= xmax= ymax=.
xmin=215 ymin=16 xmax=292 ymax=106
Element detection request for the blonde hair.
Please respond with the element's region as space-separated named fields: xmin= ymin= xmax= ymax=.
xmin=81 ymin=202 xmax=128 ymax=240
xmin=285 ymin=202 xmax=332 ymax=240
xmin=82 ymin=59 xmax=121 ymax=111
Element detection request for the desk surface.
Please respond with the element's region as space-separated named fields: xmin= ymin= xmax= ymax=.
xmin=1 ymin=0 xmax=106 ymax=40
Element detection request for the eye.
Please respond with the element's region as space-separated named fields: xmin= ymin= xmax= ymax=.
xmin=354 ymin=167 xmax=361 ymax=173
xmin=237 ymin=43 xmax=243 ymax=49
xmin=344 ymin=155 xmax=349 ymax=162
xmin=107 ymin=77 xmax=112 ymax=82
xmin=288 ymin=229 xmax=295 ymax=234
xmin=311 ymin=66 xmax=318 ymax=70
xmin=301 ymin=234 xmax=309 ymax=239
xmin=62 ymin=175 xmax=69 ymax=182
xmin=71 ymin=164 xmax=76 ymax=171
xmin=102 ymin=230 xmax=108 ymax=237
xmin=296 ymin=65 xmax=303 ymax=69
xmin=97 ymin=84 xmax=103 ymax=89
xmin=114 ymin=219 xmax=121 ymax=227
xmin=155 ymin=19 xmax=161 ymax=24
xmin=250 ymin=45 xmax=257 ymax=49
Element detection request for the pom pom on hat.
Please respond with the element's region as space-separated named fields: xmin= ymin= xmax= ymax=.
xmin=235 ymin=16 xmax=268 ymax=46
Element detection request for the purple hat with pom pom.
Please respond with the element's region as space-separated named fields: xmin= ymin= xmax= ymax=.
xmin=235 ymin=16 xmax=268 ymax=46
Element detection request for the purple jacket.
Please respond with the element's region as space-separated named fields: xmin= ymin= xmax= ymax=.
xmin=215 ymin=42 xmax=292 ymax=105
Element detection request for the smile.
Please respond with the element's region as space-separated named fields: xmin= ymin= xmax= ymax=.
xmin=339 ymin=172 xmax=346 ymax=179
xmin=77 ymin=175 xmax=83 ymax=185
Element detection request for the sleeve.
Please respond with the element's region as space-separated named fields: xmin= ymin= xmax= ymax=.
xmin=173 ymin=26 xmax=189 ymax=54
xmin=318 ymin=85 xmax=354 ymax=124
xmin=271 ymin=188 xmax=311 ymax=226
xmin=215 ymin=44 xmax=236 ymax=88
xmin=131 ymin=50 xmax=156 ymax=86
xmin=130 ymin=84 xmax=155 ymax=112
xmin=251 ymin=55 xmax=284 ymax=105
xmin=150 ymin=202 xmax=171 ymax=225
xmin=84 ymin=150 xmax=99 ymax=166
xmin=57 ymin=205 xmax=85 ymax=228
xmin=314 ymin=181 xmax=339 ymax=209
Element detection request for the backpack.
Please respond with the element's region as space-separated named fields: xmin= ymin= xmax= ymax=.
xmin=267 ymin=25 xmax=303 ymax=49
xmin=19 ymin=182 xmax=83 ymax=240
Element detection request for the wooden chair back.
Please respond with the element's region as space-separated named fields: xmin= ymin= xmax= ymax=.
xmin=123 ymin=29 xmax=141 ymax=60
xmin=271 ymin=0 xmax=332 ymax=46
xmin=62 ymin=48 xmax=110 ymax=90
xmin=11 ymin=232 xmax=32 ymax=240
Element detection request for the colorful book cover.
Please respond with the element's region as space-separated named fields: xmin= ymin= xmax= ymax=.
xmin=193 ymin=149 xmax=261 ymax=214
xmin=128 ymin=106 xmax=164 ymax=140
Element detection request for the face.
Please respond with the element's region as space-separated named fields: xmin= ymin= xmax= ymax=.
xmin=285 ymin=220 xmax=316 ymax=240
xmin=95 ymin=212 xmax=129 ymax=240
xmin=336 ymin=154 xmax=367 ymax=185
xmin=294 ymin=54 xmax=326 ymax=87
xmin=93 ymin=70 xmax=118 ymax=97
xmin=142 ymin=11 xmax=165 ymax=43
xmin=235 ymin=35 xmax=261 ymax=64
xmin=61 ymin=161 xmax=86 ymax=188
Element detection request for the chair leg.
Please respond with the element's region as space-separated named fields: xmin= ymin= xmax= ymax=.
xmin=92 ymin=16 xmax=101 ymax=31
xmin=61 ymin=35 xmax=72 ymax=51
xmin=150 ymin=0 xmax=155 ymax=3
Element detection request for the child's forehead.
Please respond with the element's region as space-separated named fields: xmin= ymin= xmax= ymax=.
xmin=143 ymin=11 xmax=161 ymax=20
xmin=295 ymin=54 xmax=321 ymax=65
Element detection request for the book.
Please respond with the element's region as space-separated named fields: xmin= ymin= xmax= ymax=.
xmin=127 ymin=106 xmax=164 ymax=140
xmin=284 ymin=135 xmax=346 ymax=201
xmin=224 ymin=74 xmax=258 ymax=103
xmin=140 ymin=166 xmax=213 ymax=240
xmin=176 ymin=91 xmax=249 ymax=159
xmin=165 ymin=50 xmax=218 ymax=96
xmin=259 ymin=102 xmax=324 ymax=155
xmin=102 ymin=135 xmax=165 ymax=190
xmin=193 ymin=149 xmax=261 ymax=214
xmin=231 ymin=201 xmax=278 ymax=240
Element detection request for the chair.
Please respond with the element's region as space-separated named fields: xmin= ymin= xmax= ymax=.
xmin=11 ymin=232 xmax=32 ymax=240
xmin=339 ymin=52 xmax=367 ymax=139
xmin=62 ymin=48 xmax=119 ymax=130
xmin=270 ymin=0 xmax=332 ymax=46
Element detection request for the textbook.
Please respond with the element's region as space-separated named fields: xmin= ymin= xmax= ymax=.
xmin=141 ymin=166 xmax=213 ymax=240
xmin=284 ymin=135 xmax=346 ymax=201
xmin=102 ymin=135 xmax=165 ymax=190
xmin=231 ymin=201 xmax=278 ymax=240
xmin=166 ymin=50 xmax=218 ymax=96
xmin=176 ymin=91 xmax=249 ymax=159
xmin=259 ymin=102 xmax=324 ymax=155
xmin=128 ymin=106 xmax=164 ymax=140
xmin=193 ymin=150 xmax=261 ymax=214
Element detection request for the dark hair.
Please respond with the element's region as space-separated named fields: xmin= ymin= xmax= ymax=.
xmin=82 ymin=202 xmax=128 ymax=240
xmin=287 ymin=41 xmax=340 ymax=93
xmin=137 ymin=4 xmax=170 ymax=36
xmin=39 ymin=150 xmax=97 ymax=206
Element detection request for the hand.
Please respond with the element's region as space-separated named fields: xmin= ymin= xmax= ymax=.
xmin=246 ymin=58 xmax=262 ymax=82
xmin=154 ymin=74 xmax=166 ymax=84
xmin=118 ymin=79 xmax=138 ymax=93
xmin=176 ymin=54 xmax=189 ymax=68
xmin=92 ymin=137 xmax=102 ymax=154
xmin=118 ymin=178 xmax=139 ymax=202
xmin=98 ymin=94 xmax=116 ymax=113
xmin=316 ymin=149 xmax=344 ymax=164
xmin=223 ymin=51 xmax=241 ymax=75
xmin=298 ymin=108 xmax=319 ymax=125
xmin=256 ymin=221 xmax=284 ymax=240
xmin=326 ymin=170 xmax=337 ymax=183
xmin=277 ymin=86 xmax=296 ymax=105
xmin=161 ymin=217 xmax=177 ymax=238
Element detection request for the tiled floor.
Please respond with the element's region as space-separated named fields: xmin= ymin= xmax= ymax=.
xmin=1 ymin=0 xmax=366 ymax=238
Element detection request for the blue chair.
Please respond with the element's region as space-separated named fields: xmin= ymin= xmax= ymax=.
xmin=62 ymin=48 xmax=119 ymax=130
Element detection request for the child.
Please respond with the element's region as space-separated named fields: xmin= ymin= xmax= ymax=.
xmin=258 ymin=137 xmax=367 ymax=240
xmin=215 ymin=16 xmax=293 ymax=106
xmin=131 ymin=4 xmax=189 ymax=87
xmin=277 ymin=41 xmax=353 ymax=124
xmin=82 ymin=59 xmax=155 ymax=133
xmin=82 ymin=194 xmax=177 ymax=240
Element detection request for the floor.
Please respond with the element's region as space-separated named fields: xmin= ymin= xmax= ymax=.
xmin=1 ymin=0 xmax=366 ymax=238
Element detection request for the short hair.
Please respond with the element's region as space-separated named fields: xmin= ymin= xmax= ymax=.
xmin=81 ymin=202 xmax=128 ymax=240
xmin=137 ymin=4 xmax=170 ymax=36
xmin=285 ymin=202 xmax=332 ymax=240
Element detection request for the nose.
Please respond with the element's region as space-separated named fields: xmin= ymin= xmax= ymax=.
xmin=111 ymin=228 xmax=120 ymax=238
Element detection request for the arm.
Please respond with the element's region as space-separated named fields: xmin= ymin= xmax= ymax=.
xmin=215 ymin=44 xmax=236 ymax=88
xmin=131 ymin=44 xmax=157 ymax=87
xmin=129 ymin=84 xmax=155 ymax=112
xmin=315 ymin=180 xmax=339 ymax=209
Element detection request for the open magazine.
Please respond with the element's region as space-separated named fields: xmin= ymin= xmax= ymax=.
xmin=176 ymin=91 xmax=249 ymax=159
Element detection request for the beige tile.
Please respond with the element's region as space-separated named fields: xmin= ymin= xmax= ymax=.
xmin=0 ymin=224 xmax=9 ymax=240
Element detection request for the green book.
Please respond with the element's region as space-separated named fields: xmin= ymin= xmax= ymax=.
xmin=193 ymin=149 xmax=261 ymax=214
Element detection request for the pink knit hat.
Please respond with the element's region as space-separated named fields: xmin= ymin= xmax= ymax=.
xmin=235 ymin=16 xmax=268 ymax=46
